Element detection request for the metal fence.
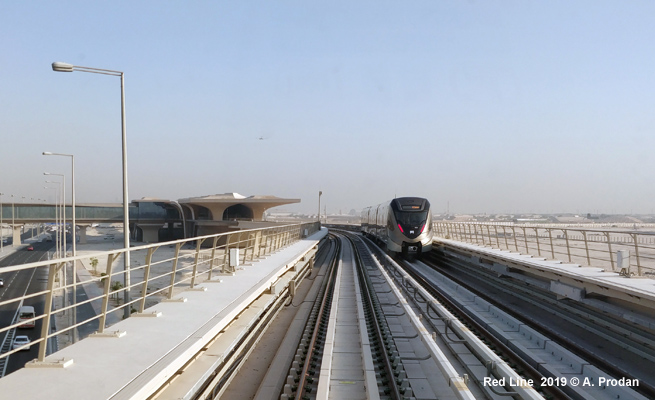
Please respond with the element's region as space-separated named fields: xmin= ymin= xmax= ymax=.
xmin=0 ymin=222 xmax=320 ymax=366
xmin=434 ymin=222 xmax=655 ymax=277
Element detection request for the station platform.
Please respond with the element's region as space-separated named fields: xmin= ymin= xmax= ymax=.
xmin=435 ymin=238 xmax=655 ymax=328
xmin=0 ymin=228 xmax=328 ymax=400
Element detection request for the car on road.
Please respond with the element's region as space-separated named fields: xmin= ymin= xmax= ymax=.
xmin=26 ymin=245 xmax=34 ymax=251
xmin=0 ymin=278 xmax=4 ymax=287
xmin=13 ymin=335 xmax=31 ymax=351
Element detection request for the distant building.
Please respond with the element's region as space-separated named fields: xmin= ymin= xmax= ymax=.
xmin=177 ymin=193 xmax=300 ymax=237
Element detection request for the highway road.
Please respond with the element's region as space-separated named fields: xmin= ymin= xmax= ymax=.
xmin=0 ymin=227 xmax=102 ymax=376
xmin=0 ymin=229 xmax=51 ymax=376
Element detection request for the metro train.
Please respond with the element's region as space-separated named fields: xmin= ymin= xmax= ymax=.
xmin=361 ymin=197 xmax=433 ymax=257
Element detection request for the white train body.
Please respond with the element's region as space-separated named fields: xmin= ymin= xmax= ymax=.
xmin=361 ymin=197 xmax=433 ymax=256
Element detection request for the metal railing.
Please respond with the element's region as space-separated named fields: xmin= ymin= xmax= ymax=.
xmin=0 ymin=222 xmax=319 ymax=365
xmin=434 ymin=222 xmax=655 ymax=277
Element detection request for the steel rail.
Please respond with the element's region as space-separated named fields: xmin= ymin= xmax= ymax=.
xmin=148 ymin=241 xmax=320 ymax=400
xmin=355 ymin=235 xmax=555 ymax=399
xmin=354 ymin=233 xmax=479 ymax=400
xmin=347 ymin=233 xmax=403 ymax=400
xmin=294 ymin=234 xmax=341 ymax=400
xmin=395 ymin=256 xmax=568 ymax=399
xmin=202 ymin=270 xmax=303 ymax=399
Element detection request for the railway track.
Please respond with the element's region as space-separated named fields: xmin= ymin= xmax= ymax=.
xmin=392 ymin=245 xmax=652 ymax=399
xmin=283 ymin=232 xmax=483 ymax=399
xmin=149 ymin=235 xmax=324 ymax=400
xmin=183 ymin=230 xmax=651 ymax=399
xmin=283 ymin=232 xmax=409 ymax=399
xmin=427 ymin=248 xmax=655 ymax=393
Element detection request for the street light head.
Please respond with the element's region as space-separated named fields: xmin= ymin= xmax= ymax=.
xmin=52 ymin=62 xmax=74 ymax=72
xmin=43 ymin=152 xmax=53 ymax=155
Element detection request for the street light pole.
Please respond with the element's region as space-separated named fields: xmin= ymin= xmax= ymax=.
xmin=45 ymin=179 xmax=64 ymax=259
xmin=43 ymin=153 xmax=76 ymax=256
xmin=45 ymin=184 xmax=66 ymax=323
xmin=0 ymin=192 xmax=3 ymax=252
xmin=11 ymin=195 xmax=15 ymax=246
xmin=44 ymin=187 xmax=60 ymax=257
xmin=318 ymin=191 xmax=322 ymax=225
xmin=52 ymin=61 xmax=131 ymax=318
xmin=45 ymin=173 xmax=65 ymax=258
xmin=43 ymin=152 xmax=77 ymax=342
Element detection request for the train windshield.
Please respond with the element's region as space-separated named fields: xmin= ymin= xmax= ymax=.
xmin=394 ymin=211 xmax=428 ymax=227
xmin=390 ymin=197 xmax=430 ymax=238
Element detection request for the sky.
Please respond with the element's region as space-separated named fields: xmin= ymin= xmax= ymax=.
xmin=1 ymin=1 xmax=655 ymax=216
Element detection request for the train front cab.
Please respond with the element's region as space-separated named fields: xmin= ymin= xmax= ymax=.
xmin=390 ymin=197 xmax=433 ymax=259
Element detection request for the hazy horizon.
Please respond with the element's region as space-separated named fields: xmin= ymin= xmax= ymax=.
xmin=2 ymin=2 xmax=654 ymax=215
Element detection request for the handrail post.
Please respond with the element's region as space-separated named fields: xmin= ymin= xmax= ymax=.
xmin=534 ymin=227 xmax=541 ymax=257
xmin=631 ymin=233 xmax=642 ymax=276
xmin=139 ymin=248 xmax=155 ymax=313
xmin=207 ymin=236 xmax=219 ymax=280
xmin=512 ymin=226 xmax=519 ymax=251
xmin=521 ymin=227 xmax=528 ymax=254
xmin=190 ymin=238 xmax=203 ymax=289
xmin=270 ymin=228 xmax=277 ymax=252
xmin=248 ymin=232 xmax=255 ymax=262
xmin=605 ymin=232 xmax=615 ymax=271
xmin=473 ymin=224 xmax=479 ymax=244
xmin=285 ymin=226 xmax=290 ymax=246
xmin=37 ymin=262 xmax=59 ymax=361
xmin=168 ymin=243 xmax=182 ymax=299
xmin=564 ymin=229 xmax=572 ymax=262
xmin=257 ymin=229 xmax=268 ymax=258
xmin=502 ymin=226 xmax=509 ymax=249
xmin=486 ymin=225 xmax=492 ymax=247
xmin=238 ymin=232 xmax=246 ymax=266
xmin=223 ymin=233 xmax=231 ymax=272
xmin=493 ymin=225 xmax=500 ymax=248
xmin=582 ymin=231 xmax=591 ymax=265
xmin=254 ymin=230 xmax=262 ymax=259
xmin=98 ymin=253 xmax=116 ymax=333
xmin=260 ymin=230 xmax=268 ymax=257
xmin=548 ymin=229 xmax=555 ymax=259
